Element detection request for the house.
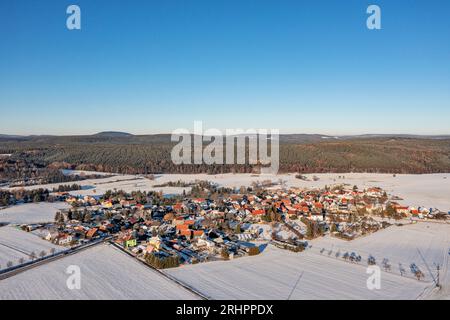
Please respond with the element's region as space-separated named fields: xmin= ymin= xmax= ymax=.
xmin=145 ymin=244 xmax=155 ymax=254
xmin=173 ymin=203 xmax=186 ymax=213
xmin=85 ymin=227 xmax=98 ymax=239
xmin=176 ymin=224 xmax=189 ymax=232
xmin=164 ymin=213 xmax=175 ymax=222
xmin=172 ymin=216 xmax=185 ymax=226
xmin=192 ymin=238 xmax=215 ymax=251
xmin=179 ymin=229 xmax=192 ymax=238
xmin=236 ymin=233 xmax=254 ymax=241
xmin=24 ymin=224 xmax=42 ymax=232
xmin=123 ymin=235 xmax=137 ymax=248
xmin=395 ymin=206 xmax=409 ymax=215
xmin=251 ymin=209 xmax=266 ymax=216
xmin=101 ymin=200 xmax=113 ymax=208
xmin=56 ymin=234 xmax=73 ymax=246
xmin=45 ymin=231 xmax=59 ymax=242
xmin=367 ymin=187 xmax=383 ymax=197
xmin=148 ymin=235 xmax=162 ymax=250
xmin=66 ymin=196 xmax=79 ymax=204
xmin=192 ymin=230 xmax=204 ymax=238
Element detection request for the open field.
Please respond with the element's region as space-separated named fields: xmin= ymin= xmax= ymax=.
xmin=0 ymin=202 xmax=69 ymax=225
xmin=166 ymin=222 xmax=450 ymax=300
xmin=166 ymin=244 xmax=429 ymax=300
xmin=0 ymin=225 xmax=62 ymax=267
xmin=5 ymin=173 xmax=191 ymax=198
xmin=309 ymin=222 xmax=450 ymax=276
xmin=0 ymin=244 xmax=200 ymax=300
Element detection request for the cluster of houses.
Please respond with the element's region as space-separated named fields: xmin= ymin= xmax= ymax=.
xmin=29 ymin=183 xmax=447 ymax=268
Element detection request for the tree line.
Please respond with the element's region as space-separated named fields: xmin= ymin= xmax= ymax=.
xmin=1 ymin=137 xmax=450 ymax=175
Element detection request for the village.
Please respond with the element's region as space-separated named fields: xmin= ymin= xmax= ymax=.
xmin=18 ymin=180 xmax=448 ymax=270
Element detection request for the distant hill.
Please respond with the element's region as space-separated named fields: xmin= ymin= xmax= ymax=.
xmin=0 ymin=134 xmax=28 ymax=142
xmin=94 ymin=131 xmax=133 ymax=137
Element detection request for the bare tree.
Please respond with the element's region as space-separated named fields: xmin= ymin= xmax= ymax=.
xmin=29 ymin=251 xmax=36 ymax=261
xmin=6 ymin=261 xmax=13 ymax=268
xmin=39 ymin=250 xmax=47 ymax=259
xmin=399 ymin=263 xmax=406 ymax=276
xmin=382 ymin=258 xmax=391 ymax=272
xmin=367 ymin=255 xmax=376 ymax=265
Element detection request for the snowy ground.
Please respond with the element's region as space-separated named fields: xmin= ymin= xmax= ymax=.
xmin=166 ymin=222 xmax=450 ymax=300
xmin=0 ymin=244 xmax=200 ymax=300
xmin=166 ymin=244 xmax=428 ymax=300
xmin=5 ymin=174 xmax=191 ymax=197
xmin=61 ymin=169 xmax=113 ymax=176
xmin=0 ymin=202 xmax=69 ymax=225
xmin=0 ymin=225 xmax=62 ymax=267
xmin=309 ymin=222 xmax=450 ymax=283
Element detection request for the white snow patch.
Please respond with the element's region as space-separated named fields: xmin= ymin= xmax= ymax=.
xmin=0 ymin=202 xmax=69 ymax=225
xmin=0 ymin=244 xmax=200 ymax=300
xmin=0 ymin=226 xmax=62 ymax=266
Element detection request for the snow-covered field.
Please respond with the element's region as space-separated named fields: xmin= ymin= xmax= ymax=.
xmin=166 ymin=245 xmax=428 ymax=300
xmin=5 ymin=174 xmax=190 ymax=197
xmin=0 ymin=202 xmax=69 ymax=225
xmin=0 ymin=244 xmax=200 ymax=300
xmin=0 ymin=225 xmax=62 ymax=267
xmin=166 ymin=222 xmax=450 ymax=300
xmin=61 ymin=169 xmax=113 ymax=176
xmin=309 ymin=222 xmax=450 ymax=280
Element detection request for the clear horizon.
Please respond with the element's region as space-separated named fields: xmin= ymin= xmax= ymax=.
xmin=1 ymin=0 xmax=450 ymax=135
xmin=2 ymin=131 xmax=450 ymax=137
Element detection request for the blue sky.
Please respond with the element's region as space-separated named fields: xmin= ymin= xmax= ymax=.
xmin=0 ymin=0 xmax=449 ymax=135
